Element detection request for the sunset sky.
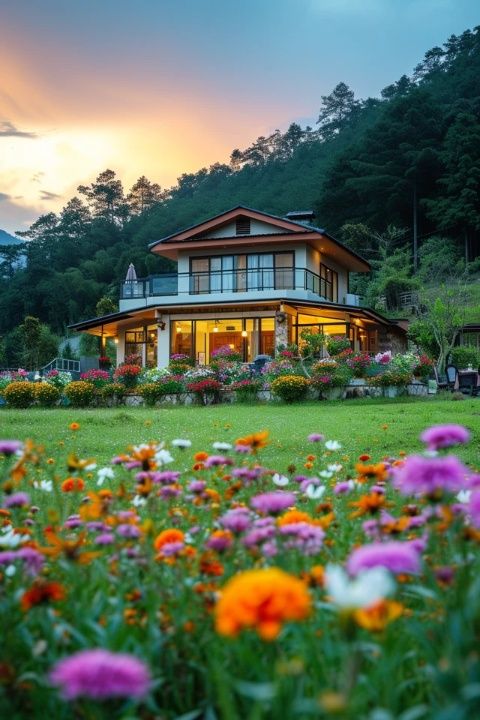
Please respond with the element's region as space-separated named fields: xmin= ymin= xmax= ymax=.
xmin=1 ymin=0 xmax=479 ymax=234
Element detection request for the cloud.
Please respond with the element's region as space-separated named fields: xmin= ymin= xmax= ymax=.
xmin=0 ymin=120 xmax=37 ymax=138
xmin=0 ymin=192 xmax=11 ymax=201
xmin=40 ymin=190 xmax=61 ymax=201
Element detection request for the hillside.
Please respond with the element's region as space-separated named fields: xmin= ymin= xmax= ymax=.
xmin=1 ymin=25 xmax=479 ymax=362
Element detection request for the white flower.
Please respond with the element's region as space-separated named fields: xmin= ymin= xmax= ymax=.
xmin=272 ymin=473 xmax=289 ymax=487
xmin=306 ymin=484 xmax=326 ymax=500
xmin=325 ymin=440 xmax=342 ymax=451
xmin=155 ymin=449 xmax=174 ymax=465
xmin=0 ymin=529 xmax=28 ymax=549
xmin=456 ymin=489 xmax=471 ymax=504
xmin=97 ymin=467 xmax=115 ymax=486
xmin=212 ymin=442 xmax=233 ymax=451
xmin=5 ymin=565 xmax=16 ymax=577
xmin=132 ymin=495 xmax=146 ymax=508
xmin=85 ymin=463 xmax=97 ymax=472
xmin=328 ymin=463 xmax=343 ymax=473
xmin=171 ymin=438 xmax=192 ymax=449
xmin=325 ymin=565 xmax=394 ymax=610
xmin=319 ymin=470 xmax=333 ymax=479
xmin=33 ymin=479 xmax=53 ymax=492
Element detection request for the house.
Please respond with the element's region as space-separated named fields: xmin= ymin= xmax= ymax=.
xmin=70 ymin=206 xmax=407 ymax=366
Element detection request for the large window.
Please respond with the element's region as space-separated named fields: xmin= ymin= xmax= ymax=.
xmin=125 ymin=325 xmax=158 ymax=367
xmin=320 ymin=263 xmax=338 ymax=302
xmin=190 ymin=252 xmax=294 ymax=294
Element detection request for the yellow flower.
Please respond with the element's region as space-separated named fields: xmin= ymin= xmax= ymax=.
xmin=215 ymin=568 xmax=311 ymax=640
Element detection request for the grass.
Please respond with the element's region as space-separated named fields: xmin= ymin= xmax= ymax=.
xmin=2 ymin=394 xmax=480 ymax=468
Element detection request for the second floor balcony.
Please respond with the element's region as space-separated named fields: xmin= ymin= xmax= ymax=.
xmin=120 ymin=267 xmax=362 ymax=306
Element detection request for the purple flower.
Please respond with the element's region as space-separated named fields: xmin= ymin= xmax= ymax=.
xmin=279 ymin=522 xmax=325 ymax=555
xmin=420 ymin=424 xmax=470 ymax=451
xmin=231 ymin=467 xmax=263 ymax=483
xmin=0 ymin=547 xmax=44 ymax=574
xmin=159 ymin=541 xmax=184 ymax=557
xmin=206 ymin=534 xmax=233 ymax=552
xmin=204 ymin=455 xmax=233 ymax=468
xmin=250 ymin=491 xmax=296 ymax=514
xmin=188 ymin=480 xmax=206 ymax=494
xmin=159 ymin=485 xmax=181 ymax=499
xmin=4 ymin=492 xmax=30 ymax=508
xmin=95 ymin=533 xmax=115 ymax=546
xmin=64 ymin=515 xmax=83 ymax=529
xmin=117 ymin=524 xmax=141 ymax=539
xmin=308 ymin=433 xmax=324 ymax=443
xmin=334 ymin=481 xmax=354 ymax=495
xmin=347 ymin=541 xmax=422 ymax=576
xmin=219 ymin=508 xmax=251 ymax=533
xmin=468 ymin=491 xmax=480 ymax=528
xmin=0 ymin=440 xmax=23 ymax=456
xmin=393 ymin=455 xmax=468 ymax=497
xmin=243 ymin=526 xmax=276 ymax=547
xmin=49 ymin=648 xmax=151 ymax=700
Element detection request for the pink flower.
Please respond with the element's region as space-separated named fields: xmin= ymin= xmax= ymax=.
xmin=420 ymin=424 xmax=470 ymax=451
xmin=392 ymin=455 xmax=468 ymax=497
xmin=250 ymin=491 xmax=296 ymax=514
xmin=468 ymin=491 xmax=480 ymax=528
xmin=50 ymin=649 xmax=151 ymax=700
xmin=347 ymin=541 xmax=422 ymax=576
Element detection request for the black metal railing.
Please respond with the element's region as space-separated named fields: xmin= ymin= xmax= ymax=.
xmin=121 ymin=268 xmax=336 ymax=301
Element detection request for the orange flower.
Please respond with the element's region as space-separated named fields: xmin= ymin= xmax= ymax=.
xmin=194 ymin=451 xmax=209 ymax=462
xmin=61 ymin=477 xmax=85 ymax=493
xmin=215 ymin=567 xmax=311 ymax=640
xmin=153 ymin=528 xmax=185 ymax=552
xmin=349 ymin=493 xmax=388 ymax=518
xmin=354 ymin=599 xmax=403 ymax=632
xmin=69 ymin=422 xmax=80 ymax=431
xmin=234 ymin=430 xmax=269 ymax=453
xmin=355 ymin=462 xmax=388 ymax=483
xmin=40 ymin=530 xmax=100 ymax=564
xmin=20 ymin=580 xmax=66 ymax=611
xmin=66 ymin=454 xmax=94 ymax=472
xmin=359 ymin=454 xmax=371 ymax=461
xmin=79 ymin=491 xmax=113 ymax=520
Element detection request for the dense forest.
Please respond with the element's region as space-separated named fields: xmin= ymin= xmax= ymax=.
xmin=1 ymin=26 xmax=480 ymax=364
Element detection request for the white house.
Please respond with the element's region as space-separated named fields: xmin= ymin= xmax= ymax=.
xmin=71 ymin=206 xmax=407 ymax=366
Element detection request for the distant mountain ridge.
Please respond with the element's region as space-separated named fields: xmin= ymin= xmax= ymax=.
xmin=0 ymin=229 xmax=24 ymax=246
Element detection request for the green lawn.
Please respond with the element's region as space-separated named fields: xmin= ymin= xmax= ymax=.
xmin=2 ymin=395 xmax=479 ymax=469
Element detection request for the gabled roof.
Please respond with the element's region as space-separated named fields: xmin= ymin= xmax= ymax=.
xmin=148 ymin=205 xmax=370 ymax=272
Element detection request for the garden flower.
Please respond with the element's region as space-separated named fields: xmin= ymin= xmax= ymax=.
xmin=96 ymin=467 xmax=115 ymax=486
xmin=279 ymin=522 xmax=325 ymax=554
xmin=234 ymin=430 xmax=269 ymax=453
xmin=392 ymin=455 xmax=469 ymax=498
xmin=325 ymin=440 xmax=342 ymax=451
xmin=4 ymin=492 xmax=30 ymax=508
xmin=420 ymin=424 xmax=470 ymax=451
xmin=154 ymin=529 xmax=185 ymax=553
xmin=308 ymin=433 xmax=324 ymax=443
xmin=21 ymin=580 xmax=66 ymax=611
xmin=61 ymin=477 xmax=85 ymax=493
xmin=334 ymin=480 xmax=356 ymax=495
xmin=0 ymin=547 xmax=44 ymax=574
xmin=272 ymin=473 xmax=289 ymax=487
xmin=171 ymin=438 xmax=192 ymax=449
xmin=212 ymin=442 xmax=233 ymax=451
xmin=49 ymin=649 xmax=151 ymax=700
xmin=325 ymin=565 xmax=395 ymax=609
xmin=215 ymin=567 xmax=311 ymax=640
xmin=204 ymin=455 xmax=233 ymax=468
xmin=155 ymin=448 xmax=174 ymax=466
xmin=219 ymin=508 xmax=251 ymax=533
xmin=251 ymin=491 xmax=296 ymax=514
xmin=33 ymin=479 xmax=53 ymax=492
xmin=206 ymin=530 xmax=233 ymax=552
xmin=117 ymin=524 xmax=141 ymax=539
xmin=354 ymin=599 xmax=403 ymax=632
xmin=305 ymin=483 xmax=326 ymax=500
xmin=347 ymin=541 xmax=422 ymax=576
xmin=468 ymin=491 xmax=480 ymax=528
xmin=0 ymin=440 xmax=23 ymax=455
xmin=95 ymin=533 xmax=115 ymax=546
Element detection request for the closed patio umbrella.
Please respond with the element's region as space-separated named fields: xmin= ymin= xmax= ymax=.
xmin=125 ymin=263 xmax=137 ymax=281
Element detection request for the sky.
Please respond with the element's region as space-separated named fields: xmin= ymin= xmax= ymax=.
xmin=0 ymin=0 xmax=479 ymax=234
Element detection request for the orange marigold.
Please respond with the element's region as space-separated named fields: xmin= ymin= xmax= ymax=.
xmin=215 ymin=567 xmax=311 ymax=641
xmin=69 ymin=422 xmax=80 ymax=431
xmin=61 ymin=477 xmax=85 ymax=493
xmin=153 ymin=528 xmax=185 ymax=552
xmin=234 ymin=430 xmax=269 ymax=453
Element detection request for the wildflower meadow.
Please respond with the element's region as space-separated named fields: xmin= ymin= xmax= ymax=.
xmin=1 ymin=403 xmax=480 ymax=719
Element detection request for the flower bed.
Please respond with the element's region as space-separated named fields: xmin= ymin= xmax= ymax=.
xmin=0 ymin=421 xmax=479 ymax=718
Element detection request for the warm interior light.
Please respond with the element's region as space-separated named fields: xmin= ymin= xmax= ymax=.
xmin=241 ymin=330 xmax=248 ymax=337
xmin=176 ymin=325 xmax=182 ymax=333
xmin=213 ymin=321 xmax=219 ymax=333
xmin=114 ymin=337 xmax=119 ymax=345
xmin=229 ymin=343 xmax=234 ymax=349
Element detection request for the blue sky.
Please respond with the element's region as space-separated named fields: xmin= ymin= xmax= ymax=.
xmin=0 ymin=0 xmax=478 ymax=233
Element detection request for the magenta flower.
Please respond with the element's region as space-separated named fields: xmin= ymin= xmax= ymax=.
xmin=4 ymin=492 xmax=30 ymax=508
xmin=420 ymin=424 xmax=470 ymax=451
xmin=49 ymin=648 xmax=151 ymax=700
xmin=347 ymin=541 xmax=422 ymax=576
xmin=250 ymin=491 xmax=296 ymax=514
xmin=219 ymin=508 xmax=251 ymax=533
xmin=308 ymin=433 xmax=324 ymax=443
xmin=204 ymin=455 xmax=233 ymax=468
xmin=95 ymin=533 xmax=115 ymax=546
xmin=393 ymin=455 xmax=468 ymax=497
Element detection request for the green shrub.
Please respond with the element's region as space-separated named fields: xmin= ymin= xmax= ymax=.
xmin=139 ymin=383 xmax=163 ymax=407
xmin=35 ymin=382 xmax=60 ymax=407
xmin=4 ymin=381 xmax=36 ymax=408
xmin=270 ymin=375 xmax=310 ymax=403
xmin=450 ymin=346 xmax=480 ymax=370
xmin=64 ymin=380 xmax=95 ymax=408
xmin=101 ymin=382 xmax=126 ymax=400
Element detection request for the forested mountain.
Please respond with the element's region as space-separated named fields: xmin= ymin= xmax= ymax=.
xmin=1 ymin=26 xmax=480 ymax=352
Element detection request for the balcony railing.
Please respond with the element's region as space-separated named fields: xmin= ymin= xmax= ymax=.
xmin=121 ymin=268 xmax=337 ymax=301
